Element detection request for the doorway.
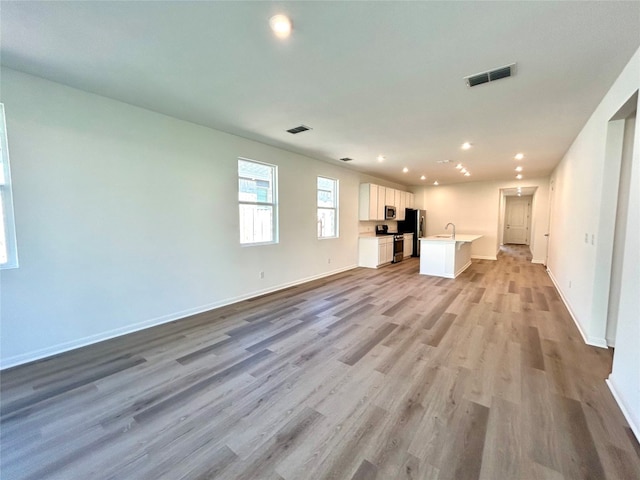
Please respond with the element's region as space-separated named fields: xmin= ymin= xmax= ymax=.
xmin=605 ymin=93 xmax=637 ymax=347
xmin=504 ymin=195 xmax=532 ymax=244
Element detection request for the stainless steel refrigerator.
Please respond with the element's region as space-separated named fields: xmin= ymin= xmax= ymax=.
xmin=398 ymin=208 xmax=426 ymax=257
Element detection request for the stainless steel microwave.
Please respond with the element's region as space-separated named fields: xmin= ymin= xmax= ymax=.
xmin=385 ymin=205 xmax=396 ymax=220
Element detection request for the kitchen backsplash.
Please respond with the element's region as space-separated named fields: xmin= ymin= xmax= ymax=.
xmin=359 ymin=220 xmax=399 ymax=234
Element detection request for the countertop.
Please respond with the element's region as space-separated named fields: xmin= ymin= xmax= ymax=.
xmin=359 ymin=232 xmax=406 ymax=238
xmin=420 ymin=234 xmax=483 ymax=243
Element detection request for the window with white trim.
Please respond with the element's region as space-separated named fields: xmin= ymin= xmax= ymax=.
xmin=238 ymin=158 xmax=278 ymax=245
xmin=0 ymin=103 xmax=18 ymax=269
xmin=317 ymin=176 xmax=338 ymax=239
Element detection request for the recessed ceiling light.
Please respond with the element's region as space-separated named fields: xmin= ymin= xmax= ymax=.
xmin=269 ymin=14 xmax=292 ymax=38
xmin=464 ymin=172 xmax=471 ymax=177
xmin=462 ymin=142 xmax=472 ymax=150
xmin=433 ymin=181 xmax=439 ymax=186
xmin=514 ymin=153 xmax=524 ymax=160
xmin=516 ymin=174 xmax=523 ymax=180
xmin=402 ymin=167 xmax=409 ymax=173
xmin=456 ymin=164 xmax=463 ymax=170
xmin=461 ymin=168 xmax=467 ymax=174
xmin=377 ymin=155 xmax=385 ymax=162
xmin=420 ymin=175 xmax=426 ymax=180
xmin=515 ymin=166 xmax=523 ymax=172
xmin=517 ymin=193 xmax=522 ymax=197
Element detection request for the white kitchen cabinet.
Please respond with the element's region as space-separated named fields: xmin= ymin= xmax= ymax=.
xmin=403 ymin=233 xmax=414 ymax=258
xmin=376 ymin=187 xmax=385 ymax=220
xmin=407 ymin=192 xmax=415 ymax=209
xmin=397 ymin=191 xmax=406 ymax=220
xmin=385 ymin=188 xmax=395 ymax=208
xmin=379 ymin=236 xmax=393 ymax=264
xmin=359 ymin=184 xmax=377 ymax=221
xmin=359 ymin=184 xmax=386 ymax=221
xmin=358 ymin=236 xmax=393 ymax=268
xmin=359 ymin=184 xmax=411 ymax=221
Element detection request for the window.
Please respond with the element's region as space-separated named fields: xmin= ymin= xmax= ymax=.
xmin=0 ymin=104 xmax=18 ymax=269
xmin=238 ymin=158 xmax=278 ymax=245
xmin=317 ymin=176 xmax=338 ymax=238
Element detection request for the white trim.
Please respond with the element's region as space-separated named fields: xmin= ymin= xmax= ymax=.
xmin=471 ymin=255 xmax=497 ymax=261
xmin=547 ymin=268 xmax=608 ymax=349
xmin=455 ymin=260 xmax=472 ymax=278
xmin=0 ymin=103 xmax=19 ymax=269
xmin=531 ymin=258 xmax=546 ymax=264
xmin=0 ymin=264 xmax=357 ymax=370
xmin=606 ymin=377 xmax=640 ymax=442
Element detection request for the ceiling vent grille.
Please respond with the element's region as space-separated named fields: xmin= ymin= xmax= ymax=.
xmin=286 ymin=125 xmax=312 ymax=134
xmin=340 ymin=157 xmax=353 ymax=162
xmin=465 ymin=63 xmax=516 ymax=88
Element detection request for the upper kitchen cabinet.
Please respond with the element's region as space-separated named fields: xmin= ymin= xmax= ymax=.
xmin=385 ymin=188 xmax=396 ymax=208
xmin=406 ymin=192 xmax=414 ymax=209
xmin=359 ymin=183 xmax=413 ymax=221
xmin=397 ymin=191 xmax=406 ymax=221
xmin=359 ymin=183 xmax=384 ymax=221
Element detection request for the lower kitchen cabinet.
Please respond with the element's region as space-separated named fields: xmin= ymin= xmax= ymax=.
xmin=358 ymin=236 xmax=393 ymax=268
xmin=403 ymin=233 xmax=414 ymax=258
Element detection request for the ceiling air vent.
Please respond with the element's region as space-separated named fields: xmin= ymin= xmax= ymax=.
xmin=340 ymin=157 xmax=353 ymax=162
xmin=286 ymin=125 xmax=312 ymax=134
xmin=465 ymin=63 xmax=516 ymax=88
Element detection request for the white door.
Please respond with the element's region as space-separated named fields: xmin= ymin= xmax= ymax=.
xmin=504 ymin=196 xmax=531 ymax=244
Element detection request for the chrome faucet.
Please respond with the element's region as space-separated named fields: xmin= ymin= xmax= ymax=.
xmin=445 ymin=222 xmax=456 ymax=239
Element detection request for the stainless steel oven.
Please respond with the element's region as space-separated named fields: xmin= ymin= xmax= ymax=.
xmin=392 ymin=234 xmax=404 ymax=263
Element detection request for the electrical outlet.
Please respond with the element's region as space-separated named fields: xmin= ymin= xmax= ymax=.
xmin=569 ymin=280 xmax=572 ymax=288
xmin=260 ymin=271 xmax=264 ymax=279
xmin=328 ymin=258 xmax=331 ymax=264
xmin=591 ymin=234 xmax=595 ymax=245
xmin=584 ymin=233 xmax=588 ymax=243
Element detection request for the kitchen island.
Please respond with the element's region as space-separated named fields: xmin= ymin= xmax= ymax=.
xmin=419 ymin=234 xmax=483 ymax=278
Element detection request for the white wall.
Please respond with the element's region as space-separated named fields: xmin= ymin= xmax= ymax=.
xmin=547 ymin=48 xmax=639 ymax=438
xmin=412 ymin=178 xmax=550 ymax=263
xmin=0 ymin=68 xmax=398 ymax=368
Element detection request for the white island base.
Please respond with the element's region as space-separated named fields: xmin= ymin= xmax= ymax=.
xmin=419 ymin=235 xmax=483 ymax=278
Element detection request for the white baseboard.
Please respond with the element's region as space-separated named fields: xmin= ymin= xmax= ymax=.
xmin=471 ymin=255 xmax=497 ymax=261
xmin=455 ymin=260 xmax=472 ymax=278
xmin=606 ymin=377 xmax=640 ymax=442
xmin=531 ymin=258 xmax=545 ymax=264
xmin=0 ymin=264 xmax=358 ymax=370
xmin=546 ymin=268 xmax=608 ymax=349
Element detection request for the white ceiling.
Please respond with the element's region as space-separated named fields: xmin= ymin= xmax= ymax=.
xmin=1 ymin=1 xmax=639 ymax=186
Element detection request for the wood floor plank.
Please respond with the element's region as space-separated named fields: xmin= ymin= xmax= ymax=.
xmin=349 ymin=459 xmax=378 ymax=480
xmin=133 ymin=349 xmax=273 ymax=423
xmin=424 ymin=312 xmax=457 ymax=347
xmin=223 ymin=406 xmax=324 ymax=480
xmin=552 ymin=393 xmax=606 ymax=480
xmin=524 ymin=325 xmax=546 ymax=371
xmin=437 ymin=399 xmax=490 ymax=480
xmin=339 ymin=322 xmax=398 ymax=366
xmin=479 ymin=396 xmax=522 ymax=480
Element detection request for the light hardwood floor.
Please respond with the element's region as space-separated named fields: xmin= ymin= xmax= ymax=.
xmin=1 ymin=245 xmax=639 ymax=479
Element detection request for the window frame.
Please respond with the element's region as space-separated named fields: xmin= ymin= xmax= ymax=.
xmin=0 ymin=103 xmax=18 ymax=269
xmin=238 ymin=157 xmax=278 ymax=246
xmin=317 ymin=175 xmax=339 ymax=239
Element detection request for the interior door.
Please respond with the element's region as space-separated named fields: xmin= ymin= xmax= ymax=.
xmin=504 ymin=196 xmax=531 ymax=244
